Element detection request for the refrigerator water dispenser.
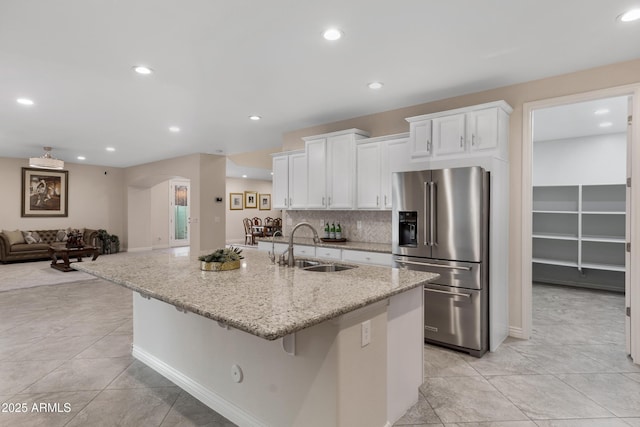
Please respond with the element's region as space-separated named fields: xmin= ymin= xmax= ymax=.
xmin=398 ymin=211 xmax=418 ymax=247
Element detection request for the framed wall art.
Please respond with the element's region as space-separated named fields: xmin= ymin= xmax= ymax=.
xmin=229 ymin=193 xmax=243 ymax=210
xmin=21 ymin=167 xmax=69 ymax=217
xmin=244 ymin=191 xmax=257 ymax=209
xmin=259 ymin=193 xmax=271 ymax=210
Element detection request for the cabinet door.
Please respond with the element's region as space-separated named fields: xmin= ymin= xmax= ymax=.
xmin=468 ymin=108 xmax=499 ymax=152
xmin=327 ymin=134 xmax=355 ymax=209
xmin=381 ymin=137 xmax=409 ymax=209
xmin=289 ymin=153 xmax=307 ymax=209
xmin=432 ymin=113 xmax=466 ymax=155
xmin=306 ymin=138 xmax=327 ymax=208
xmin=272 ymin=155 xmax=289 ymax=209
xmin=409 ymin=120 xmax=432 ymax=159
xmin=356 ymin=142 xmax=382 ymax=209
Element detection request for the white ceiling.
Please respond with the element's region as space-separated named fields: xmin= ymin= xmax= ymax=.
xmin=533 ymin=95 xmax=629 ymax=142
xmin=1 ymin=1 xmax=640 ymax=169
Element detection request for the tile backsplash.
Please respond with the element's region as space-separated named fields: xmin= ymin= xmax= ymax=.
xmin=283 ymin=210 xmax=392 ymax=244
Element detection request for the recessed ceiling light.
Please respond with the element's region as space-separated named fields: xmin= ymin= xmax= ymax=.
xmin=323 ymin=28 xmax=343 ymax=41
xmin=77 ymin=156 xmax=86 ymax=160
xmin=169 ymin=126 xmax=180 ymax=132
xmin=16 ymin=98 xmax=34 ymax=106
xmin=368 ymin=82 xmax=384 ymax=90
xmin=106 ymin=147 xmax=116 ymax=152
xmin=242 ymin=174 xmax=248 ymax=178
xmin=133 ymin=65 xmax=153 ymax=75
xmin=599 ymin=121 xmax=613 ymax=128
xmin=594 ymin=108 xmax=610 ymax=115
xmin=270 ymin=172 xmax=274 ymax=175
xmin=249 ymin=115 xmax=261 ymax=121
xmin=619 ymin=8 xmax=640 ymax=22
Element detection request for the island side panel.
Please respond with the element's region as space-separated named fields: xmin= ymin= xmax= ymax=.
xmin=132 ymin=292 xmax=400 ymax=427
xmin=387 ymin=285 xmax=423 ymax=424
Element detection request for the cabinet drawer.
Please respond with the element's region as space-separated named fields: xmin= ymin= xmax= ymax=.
xmin=316 ymin=247 xmax=342 ymax=260
xmin=342 ymin=250 xmax=392 ymax=267
xmin=293 ymin=245 xmax=316 ymax=257
xmin=257 ymin=241 xmax=288 ymax=253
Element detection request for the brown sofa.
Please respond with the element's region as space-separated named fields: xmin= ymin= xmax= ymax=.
xmin=0 ymin=229 xmax=98 ymax=263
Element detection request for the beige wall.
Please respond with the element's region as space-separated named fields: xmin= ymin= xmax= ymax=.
xmin=124 ymin=153 xmax=226 ymax=253
xmin=225 ymin=177 xmax=282 ymax=244
xmin=282 ymin=57 xmax=640 ymax=331
xmin=150 ymin=181 xmax=170 ymax=249
xmin=0 ymin=157 xmax=125 ymax=238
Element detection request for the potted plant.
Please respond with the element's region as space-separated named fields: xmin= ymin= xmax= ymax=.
xmin=199 ymin=247 xmax=244 ymax=271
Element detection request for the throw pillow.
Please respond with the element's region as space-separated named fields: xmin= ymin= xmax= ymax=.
xmin=2 ymin=229 xmax=26 ymax=245
xmin=55 ymin=229 xmax=68 ymax=242
xmin=21 ymin=231 xmax=43 ymax=244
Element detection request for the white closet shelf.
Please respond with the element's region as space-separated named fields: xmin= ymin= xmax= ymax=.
xmin=533 ymin=258 xmax=578 ymax=268
xmin=580 ymin=262 xmax=626 ymax=272
xmin=532 ymin=210 xmax=578 ymax=214
xmin=581 ymin=235 xmax=625 ymax=243
xmin=532 ymin=233 xmax=578 ymax=241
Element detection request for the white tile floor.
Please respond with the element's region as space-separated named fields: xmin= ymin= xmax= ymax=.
xmin=1 ymin=262 xmax=639 ymax=426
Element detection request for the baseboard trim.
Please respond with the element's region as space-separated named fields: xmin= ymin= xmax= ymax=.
xmin=127 ymin=246 xmax=153 ymax=253
xmin=132 ymin=346 xmax=267 ymax=427
xmin=509 ymin=326 xmax=527 ymax=339
xmin=152 ymin=244 xmax=170 ymax=250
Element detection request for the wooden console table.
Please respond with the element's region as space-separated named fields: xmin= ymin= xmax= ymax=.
xmin=48 ymin=245 xmax=100 ymax=272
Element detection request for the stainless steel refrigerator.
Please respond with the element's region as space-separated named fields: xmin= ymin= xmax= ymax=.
xmin=392 ymin=166 xmax=489 ymax=357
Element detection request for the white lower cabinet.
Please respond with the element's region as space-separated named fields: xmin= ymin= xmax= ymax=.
xmin=256 ymin=242 xmax=391 ymax=267
xmin=341 ymin=250 xmax=392 ymax=267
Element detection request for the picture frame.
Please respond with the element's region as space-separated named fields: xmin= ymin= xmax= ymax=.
xmin=21 ymin=167 xmax=69 ymax=217
xmin=229 ymin=193 xmax=243 ymax=210
xmin=259 ymin=193 xmax=271 ymax=210
xmin=244 ymin=191 xmax=258 ymax=209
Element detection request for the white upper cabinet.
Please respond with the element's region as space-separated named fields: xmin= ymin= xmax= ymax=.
xmin=304 ymin=129 xmax=369 ymax=210
xmin=272 ymin=154 xmax=290 ymax=209
xmin=432 ymin=113 xmax=467 ymax=155
xmin=406 ymin=100 xmax=512 ymax=162
xmin=289 ymin=152 xmax=307 ymax=209
xmin=356 ymin=134 xmax=409 ymax=210
xmin=271 ymin=150 xmax=306 ymax=210
xmin=408 ymin=120 xmax=432 ymax=159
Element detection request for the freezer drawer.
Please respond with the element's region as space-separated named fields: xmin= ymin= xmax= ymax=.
xmin=424 ymin=284 xmax=487 ymax=356
xmin=393 ymin=256 xmax=484 ymax=290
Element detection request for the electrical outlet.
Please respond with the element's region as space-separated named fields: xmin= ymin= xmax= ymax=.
xmin=321 ymin=219 xmax=325 ymax=227
xmin=361 ymin=320 xmax=371 ymax=347
xmin=357 ymin=220 xmax=362 ymax=230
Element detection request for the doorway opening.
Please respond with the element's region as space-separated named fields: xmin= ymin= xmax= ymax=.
xmin=170 ymin=179 xmax=190 ymax=247
xmin=531 ymin=95 xmax=628 ymax=353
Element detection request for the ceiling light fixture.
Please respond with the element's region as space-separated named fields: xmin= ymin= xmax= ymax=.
xmin=594 ymin=108 xmax=610 ymax=115
xmin=133 ymin=65 xmax=153 ymax=75
xmin=368 ymin=82 xmax=384 ymax=90
xmin=619 ymin=8 xmax=640 ymax=22
xmin=29 ymin=147 xmax=64 ymax=170
xmin=17 ymin=98 xmax=34 ymax=106
xmin=242 ymin=174 xmax=248 ymax=178
xmin=249 ymin=115 xmax=261 ymax=121
xmin=77 ymin=156 xmax=86 ymax=161
xmin=599 ymin=121 xmax=613 ymax=128
xmin=323 ymin=28 xmax=343 ymax=41
xmin=169 ymin=126 xmax=181 ymax=132
xmin=106 ymin=147 xmax=116 ymax=152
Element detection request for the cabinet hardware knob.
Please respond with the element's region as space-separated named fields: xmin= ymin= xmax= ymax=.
xmin=376 ymin=196 xmax=379 ymax=206
xmin=460 ymin=136 xmax=464 ymax=147
xmin=472 ymin=134 xmax=475 ymax=145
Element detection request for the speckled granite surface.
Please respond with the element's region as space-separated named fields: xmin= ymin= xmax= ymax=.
xmin=73 ymin=250 xmax=437 ymax=340
xmin=256 ymin=236 xmax=392 ymax=253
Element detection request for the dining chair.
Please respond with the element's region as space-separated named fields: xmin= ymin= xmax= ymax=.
xmin=243 ymin=218 xmax=254 ymax=245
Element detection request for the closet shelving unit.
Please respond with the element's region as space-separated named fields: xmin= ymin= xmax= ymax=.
xmin=532 ymin=184 xmax=626 ymax=274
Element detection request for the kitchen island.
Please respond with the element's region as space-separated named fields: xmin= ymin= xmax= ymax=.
xmin=73 ymin=249 xmax=438 ymax=427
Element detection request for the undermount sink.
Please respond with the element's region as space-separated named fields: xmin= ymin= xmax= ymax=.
xmin=302 ymin=264 xmax=357 ymax=272
xmin=292 ymin=258 xmax=357 ymax=272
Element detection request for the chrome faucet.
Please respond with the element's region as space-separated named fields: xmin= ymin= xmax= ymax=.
xmin=268 ymin=230 xmax=284 ymax=264
xmin=287 ymin=222 xmax=320 ymax=267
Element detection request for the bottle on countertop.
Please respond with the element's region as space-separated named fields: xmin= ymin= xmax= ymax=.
xmin=335 ymin=222 xmax=342 ymax=240
xmin=324 ymin=221 xmax=330 ymax=239
xmin=330 ymin=222 xmax=336 ymax=239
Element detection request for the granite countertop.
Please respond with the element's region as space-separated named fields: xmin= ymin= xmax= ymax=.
xmin=256 ymin=236 xmax=392 ymax=254
xmin=73 ymin=250 xmax=437 ymax=340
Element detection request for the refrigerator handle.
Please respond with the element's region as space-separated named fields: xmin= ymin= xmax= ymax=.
xmin=429 ymin=181 xmax=436 ymax=246
xmin=424 ymin=181 xmax=429 ymax=246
